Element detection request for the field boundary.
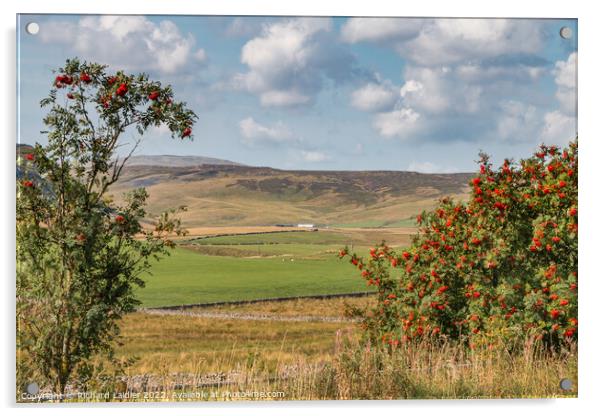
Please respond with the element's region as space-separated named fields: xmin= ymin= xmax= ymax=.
xmin=187 ymin=229 xmax=316 ymax=243
xmin=141 ymin=291 xmax=374 ymax=311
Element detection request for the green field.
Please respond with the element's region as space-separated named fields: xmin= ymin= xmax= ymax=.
xmin=333 ymin=217 xmax=418 ymax=228
xmin=138 ymin=245 xmax=374 ymax=308
xmin=190 ymin=230 xmax=351 ymax=245
xmin=136 ymin=230 xmax=415 ymax=307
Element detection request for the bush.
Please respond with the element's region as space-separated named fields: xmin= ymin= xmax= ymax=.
xmin=342 ymin=140 xmax=577 ymax=349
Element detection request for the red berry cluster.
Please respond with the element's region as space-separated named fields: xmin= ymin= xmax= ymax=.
xmin=342 ymin=140 xmax=578 ymax=347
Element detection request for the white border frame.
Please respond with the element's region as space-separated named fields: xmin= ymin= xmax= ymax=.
xmin=2 ymin=1 xmax=599 ymax=415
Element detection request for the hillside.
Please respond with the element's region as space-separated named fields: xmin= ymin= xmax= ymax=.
xmin=125 ymin=155 xmax=244 ymax=167
xmin=112 ymin=161 xmax=472 ymax=228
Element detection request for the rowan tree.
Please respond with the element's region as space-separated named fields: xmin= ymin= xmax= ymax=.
xmin=342 ymin=140 xmax=577 ymax=350
xmin=16 ymin=58 xmax=197 ymax=394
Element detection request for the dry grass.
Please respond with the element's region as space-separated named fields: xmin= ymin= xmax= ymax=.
xmin=101 ymin=297 xmax=577 ymax=401
xmin=115 ymin=312 xmax=349 ymax=375
xmin=82 ymin=323 xmax=577 ymax=401
xmin=323 ymin=331 xmax=578 ymax=399
xmin=193 ymin=295 xmax=374 ymax=318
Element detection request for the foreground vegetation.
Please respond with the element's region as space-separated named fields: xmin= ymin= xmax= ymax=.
xmin=82 ymin=296 xmax=577 ymax=400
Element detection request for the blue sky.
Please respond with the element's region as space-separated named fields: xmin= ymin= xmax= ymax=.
xmin=17 ymin=15 xmax=577 ymax=172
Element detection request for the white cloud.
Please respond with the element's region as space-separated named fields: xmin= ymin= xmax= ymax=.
xmin=342 ymin=18 xmax=544 ymax=67
xmin=234 ymin=17 xmax=355 ymax=107
xmin=400 ymin=66 xmax=483 ymax=115
xmin=455 ymin=63 xmax=545 ymax=83
xmin=350 ymin=82 xmax=397 ymax=112
xmin=194 ymin=49 xmax=207 ymax=62
xmin=540 ymin=111 xmax=576 ymax=145
xmin=239 ymin=117 xmax=295 ymax=145
xmin=341 ymin=18 xmax=554 ymax=144
xmin=301 ymin=150 xmax=330 ymax=162
xmin=341 ymin=18 xmax=422 ymax=43
xmin=537 ymin=54 xmax=577 ymax=146
xmin=259 ymin=90 xmax=311 ymax=107
xmin=373 ymin=108 xmax=421 ymax=139
xmin=226 ymin=17 xmax=266 ymax=37
xmin=496 ymin=100 xmax=539 ymax=142
xmin=39 ymin=16 xmax=205 ymax=74
xmin=403 ymin=19 xmax=543 ymax=66
xmin=407 ymin=161 xmax=457 ymax=174
xmin=552 ymin=52 xmax=577 ymax=114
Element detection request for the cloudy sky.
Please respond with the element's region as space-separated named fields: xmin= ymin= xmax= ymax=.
xmin=17 ymin=15 xmax=577 ymax=172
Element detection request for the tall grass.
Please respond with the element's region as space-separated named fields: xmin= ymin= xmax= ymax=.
xmin=320 ymin=330 xmax=577 ymax=399
xmin=46 ymin=331 xmax=575 ymax=402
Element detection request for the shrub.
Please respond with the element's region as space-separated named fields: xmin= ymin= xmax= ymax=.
xmin=342 ymin=140 xmax=577 ymax=349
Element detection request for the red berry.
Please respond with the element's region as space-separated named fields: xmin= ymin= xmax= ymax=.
xmin=80 ymin=73 xmax=91 ymax=83
xmin=115 ymin=215 xmax=126 ymax=223
xmin=148 ymin=91 xmax=160 ymax=100
xmin=182 ymin=127 xmax=192 ymax=138
xmin=25 ymin=153 xmax=34 ymax=161
xmin=22 ymin=180 xmax=34 ymax=188
xmin=116 ymin=83 xmax=128 ymax=96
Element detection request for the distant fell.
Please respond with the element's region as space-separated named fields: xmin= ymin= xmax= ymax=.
xmin=113 ymin=163 xmax=473 ymax=228
xmin=125 ymin=155 xmax=244 ymax=168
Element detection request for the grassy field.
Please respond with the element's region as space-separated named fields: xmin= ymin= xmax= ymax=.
xmin=332 ymin=217 xmax=418 ymax=228
xmin=118 ymin=225 xmax=577 ymax=400
xmin=184 ymin=295 xmax=374 ymax=318
xmin=110 ymin=296 xmax=577 ymax=400
xmin=137 ymin=229 xmax=414 ymax=308
xmin=137 ymin=245 xmax=374 ymax=307
xmin=116 ymin=312 xmax=348 ymax=375
xmin=190 ymin=230 xmax=350 ymax=245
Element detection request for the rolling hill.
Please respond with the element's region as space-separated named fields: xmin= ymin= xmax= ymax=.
xmin=125 ymin=154 xmax=244 ymax=167
xmin=112 ymin=158 xmax=473 ymax=228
